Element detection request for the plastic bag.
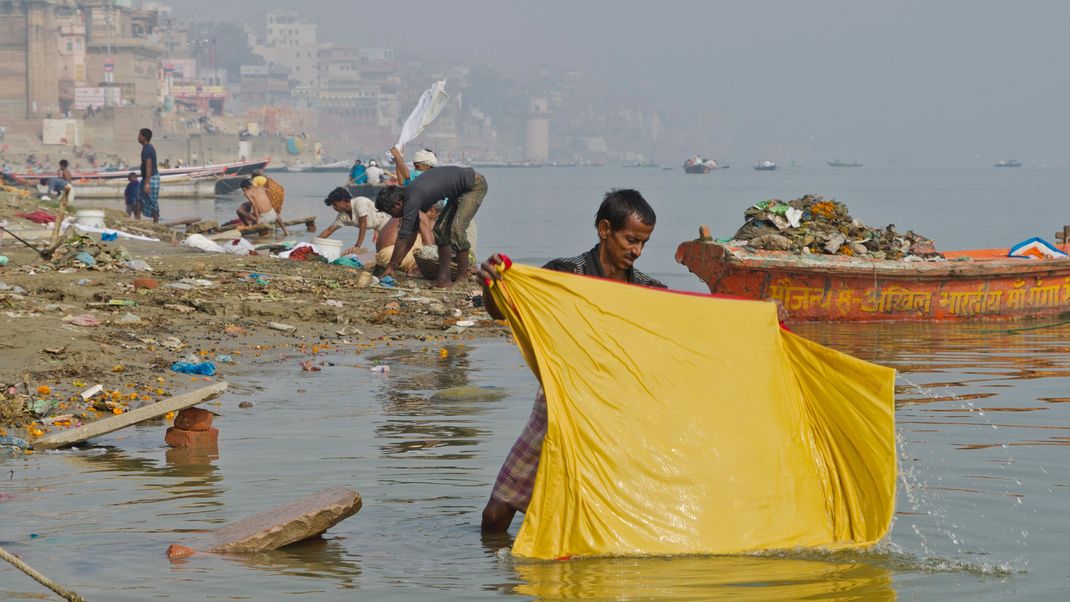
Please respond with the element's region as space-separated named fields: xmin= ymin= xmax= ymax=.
xmin=171 ymin=361 xmax=217 ymax=376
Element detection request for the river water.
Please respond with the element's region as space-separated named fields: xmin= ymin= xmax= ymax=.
xmin=4 ymin=166 xmax=1070 ymax=599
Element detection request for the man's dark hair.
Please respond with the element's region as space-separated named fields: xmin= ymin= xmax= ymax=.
xmin=239 ymin=179 xmax=252 ymax=189
xmin=353 ymin=159 xmax=362 ymax=165
xmin=59 ymin=159 xmax=68 ymax=168
xmin=595 ymin=189 xmax=656 ymax=231
xmin=128 ymin=172 xmax=138 ymax=179
xmin=139 ymin=128 xmax=153 ymax=141
xmin=324 ymin=186 xmax=351 ymax=206
xmin=375 ymin=185 xmax=406 ymax=213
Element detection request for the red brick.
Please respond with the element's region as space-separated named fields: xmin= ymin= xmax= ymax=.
xmin=165 ymin=426 xmax=219 ymax=448
xmin=167 ymin=544 xmax=196 ymax=559
xmin=174 ymin=407 xmax=215 ymax=431
xmin=132 ymin=277 xmax=159 ymax=290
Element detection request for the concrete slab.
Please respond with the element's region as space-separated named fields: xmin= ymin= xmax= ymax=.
xmin=33 ymin=382 xmax=228 ymax=450
xmin=168 ymin=487 xmax=362 ymax=558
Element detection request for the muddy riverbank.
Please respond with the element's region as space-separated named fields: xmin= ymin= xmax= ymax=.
xmin=0 ymin=190 xmax=506 ymax=445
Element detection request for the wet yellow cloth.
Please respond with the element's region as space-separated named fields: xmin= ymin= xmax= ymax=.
xmin=488 ymin=263 xmax=896 ymax=559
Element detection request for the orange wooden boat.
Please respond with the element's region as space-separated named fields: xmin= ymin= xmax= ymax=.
xmin=675 ymin=239 xmax=1070 ymax=322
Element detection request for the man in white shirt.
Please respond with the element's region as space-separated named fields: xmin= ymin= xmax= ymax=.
xmin=364 ymin=160 xmax=384 ymax=185
xmin=317 ymin=187 xmax=392 ymax=255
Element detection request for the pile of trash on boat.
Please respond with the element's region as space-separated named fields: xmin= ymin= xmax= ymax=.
xmin=728 ymin=194 xmax=941 ymax=260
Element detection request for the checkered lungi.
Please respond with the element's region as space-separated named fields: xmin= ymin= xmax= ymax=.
xmin=138 ymin=174 xmax=161 ymax=219
xmin=490 ymin=388 xmax=547 ymax=513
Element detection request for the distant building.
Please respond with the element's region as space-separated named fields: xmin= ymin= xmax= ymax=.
xmin=525 ymin=97 xmax=550 ymax=162
xmin=240 ymin=64 xmax=295 ymax=108
xmin=253 ymin=11 xmax=318 ymax=91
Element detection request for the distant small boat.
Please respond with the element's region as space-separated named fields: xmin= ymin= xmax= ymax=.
xmin=623 ymin=161 xmax=659 ymax=168
xmin=684 ymin=157 xmax=718 ymax=174
xmin=828 ymin=160 xmax=863 ymax=168
xmin=308 ymin=160 xmax=351 ymax=173
xmin=662 ymin=167 xmax=675 ymax=171
xmin=994 ymin=159 xmax=1022 ymax=168
xmin=753 ymin=160 xmax=777 ymax=171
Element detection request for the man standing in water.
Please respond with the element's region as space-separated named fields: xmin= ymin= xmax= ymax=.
xmin=477 ymin=189 xmax=665 ymax=532
xmin=137 ymin=128 xmax=160 ymax=223
xmin=375 ymin=165 xmax=487 ymax=288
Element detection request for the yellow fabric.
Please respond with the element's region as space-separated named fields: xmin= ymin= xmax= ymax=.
xmin=488 ymin=263 xmax=896 ymax=560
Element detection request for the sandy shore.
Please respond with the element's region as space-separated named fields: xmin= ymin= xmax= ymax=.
xmin=0 ymin=190 xmax=506 ymax=445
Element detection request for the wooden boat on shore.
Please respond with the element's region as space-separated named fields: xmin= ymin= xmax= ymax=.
xmin=675 ymin=238 xmax=1070 ymax=321
xmin=16 ymin=157 xmax=271 ymax=183
xmin=71 ymin=173 xmax=219 ymax=200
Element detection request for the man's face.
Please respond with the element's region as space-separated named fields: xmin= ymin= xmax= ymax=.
xmin=598 ymin=214 xmax=654 ymax=272
xmin=331 ymin=200 xmax=351 ymax=214
xmin=386 ymin=199 xmax=404 ymax=218
xmin=413 ymin=162 xmax=430 ymax=172
xmin=137 ymin=133 xmax=146 ymax=144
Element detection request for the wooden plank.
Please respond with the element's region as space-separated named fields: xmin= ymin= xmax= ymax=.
xmin=33 ymin=382 xmax=228 ymax=450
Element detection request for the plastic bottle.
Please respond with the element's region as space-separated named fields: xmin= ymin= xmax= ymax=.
xmin=370 ymin=365 xmax=390 ymax=373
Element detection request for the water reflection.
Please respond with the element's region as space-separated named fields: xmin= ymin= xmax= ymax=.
xmin=65 ymin=445 xmax=224 ymax=513
xmin=508 ymin=554 xmax=894 ymax=601
xmin=192 ymin=537 xmax=363 ymax=588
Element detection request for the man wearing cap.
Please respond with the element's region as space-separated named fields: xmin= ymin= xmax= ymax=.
xmin=365 ymin=160 xmax=384 ymax=185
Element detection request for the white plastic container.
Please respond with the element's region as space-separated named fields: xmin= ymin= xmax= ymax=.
xmin=312 ymin=237 xmax=343 ymax=261
xmin=75 ymin=209 xmax=106 ymax=229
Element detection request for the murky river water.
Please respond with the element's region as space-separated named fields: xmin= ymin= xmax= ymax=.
xmin=4 ymin=321 xmax=1070 ymax=599
xmin=6 ymin=167 xmax=1070 ymax=598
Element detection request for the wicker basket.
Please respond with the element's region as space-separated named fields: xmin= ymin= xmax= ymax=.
xmin=414 ymin=254 xmax=463 ymax=281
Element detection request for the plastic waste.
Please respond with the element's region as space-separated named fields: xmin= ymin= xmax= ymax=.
xmin=0 ymin=256 xmax=8 ymax=266
xmin=170 ymin=361 xmax=217 ymax=376
xmin=80 ymin=384 xmax=103 ymax=400
xmin=0 ymin=435 xmax=30 ymax=450
xmin=331 ymin=255 xmax=364 ymax=268
xmin=65 ymin=314 xmax=100 ymax=327
xmin=215 ymin=354 xmax=234 ymax=364
xmin=101 ymin=232 xmax=119 ymax=241
xmin=75 ymin=251 xmax=96 ymax=266
xmin=126 ymin=259 xmax=152 ymax=272
xmin=181 ymin=234 xmax=224 ymax=253
xmin=223 ymin=237 xmax=257 ymax=256
xmin=370 ymin=365 xmax=390 ymax=373
xmin=379 ymin=275 xmax=397 ymax=288
xmin=248 ymin=273 xmax=269 ymax=286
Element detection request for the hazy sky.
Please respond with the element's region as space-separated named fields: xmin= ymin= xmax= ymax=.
xmin=175 ymin=0 xmax=1069 ymax=165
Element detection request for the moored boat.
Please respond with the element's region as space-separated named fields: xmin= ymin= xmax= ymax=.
xmin=675 ymin=238 xmax=1070 ymax=321
xmin=72 ymin=176 xmax=219 ymax=200
xmin=827 ymin=160 xmax=863 ymax=167
xmin=15 ymin=157 xmax=271 ymax=183
xmin=994 ymin=159 xmax=1023 ymax=168
xmin=753 ymin=160 xmax=777 ymax=171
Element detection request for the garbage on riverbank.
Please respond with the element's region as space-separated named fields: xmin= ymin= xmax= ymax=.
xmin=729 ymin=194 xmax=941 ymax=260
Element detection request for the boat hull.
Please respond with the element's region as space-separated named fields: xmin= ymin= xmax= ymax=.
xmin=684 ymin=164 xmax=713 ymax=174
xmin=345 ymin=183 xmax=385 ymax=199
xmin=73 ymin=179 xmax=218 ymax=200
xmin=675 ymin=240 xmax=1070 ymax=322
